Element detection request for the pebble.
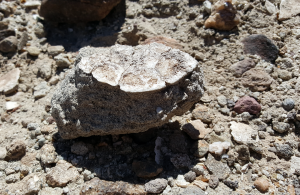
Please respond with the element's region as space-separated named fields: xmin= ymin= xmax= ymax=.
xmin=0 ymin=36 xmax=18 ymax=53
xmin=217 ymin=95 xmax=227 ymax=107
xmin=203 ymin=1 xmax=212 ymax=13
xmin=6 ymin=140 xmax=26 ymax=161
xmin=132 ymin=160 xmax=163 ymax=178
xmin=223 ymin=180 xmax=238 ymax=189
xmin=282 ymin=98 xmax=295 ymax=111
xmin=191 ymin=164 xmax=205 ymax=176
xmin=184 ymin=171 xmax=196 ymax=182
xmin=265 ymin=0 xmax=276 ymax=15
xmin=27 ymin=46 xmax=41 ymax=56
xmin=254 ymin=178 xmax=269 ymax=193
xmin=209 ymin=175 xmax=219 ymax=189
xmin=193 ymin=180 xmax=208 ymax=190
xmin=182 ymin=120 xmax=212 ymax=139
xmin=230 ymin=121 xmax=257 ymax=144
xmin=0 ymin=68 xmax=20 ymax=95
xmin=175 ymin=175 xmax=190 ymax=188
xmin=193 ymin=140 xmax=209 ymax=157
xmin=145 ymin=178 xmax=168 ymax=194
xmin=229 ymin=58 xmax=256 ymax=77
xmin=234 ymin=96 xmax=261 ymax=115
xmin=38 ymin=137 xmax=46 ymax=147
xmin=205 ymin=153 xmax=231 ymax=180
xmin=34 ymin=81 xmax=50 ymax=99
xmin=274 ymin=143 xmax=294 ymax=159
xmin=71 ymin=142 xmax=89 ymax=156
xmin=27 ymin=123 xmax=40 ymax=130
xmin=0 ymin=147 xmax=7 ymax=160
xmin=47 ymin=45 xmax=65 ymax=56
xmin=272 ymin=121 xmax=290 ymax=133
xmin=6 ymin=102 xmax=19 ymax=111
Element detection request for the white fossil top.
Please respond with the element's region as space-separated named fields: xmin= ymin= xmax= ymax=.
xmin=78 ymin=43 xmax=198 ymax=93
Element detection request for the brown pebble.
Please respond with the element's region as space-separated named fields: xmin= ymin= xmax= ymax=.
xmin=287 ymin=184 xmax=295 ymax=195
xmin=254 ymin=178 xmax=269 ymax=193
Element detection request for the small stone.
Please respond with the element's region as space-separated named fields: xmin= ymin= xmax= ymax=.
xmin=49 ymin=76 xmax=60 ymax=85
xmin=34 ymin=22 xmax=46 ymax=38
xmin=282 ymin=98 xmax=294 ymax=111
xmin=208 ymin=142 xmax=231 ymax=155
xmin=175 ymin=175 xmax=190 ymax=188
xmin=204 ymin=0 xmax=240 ymax=30
xmin=220 ymin=108 xmax=230 ymax=115
xmin=6 ymin=139 xmax=26 ymax=161
xmin=265 ymin=0 xmax=276 ymax=15
xmin=40 ymin=144 xmax=58 ymax=165
xmin=182 ymin=120 xmax=212 ymax=139
xmin=217 ymin=95 xmax=227 ymax=107
xmin=46 ymin=160 xmax=80 ymax=187
xmin=242 ymin=34 xmax=278 ymax=63
xmin=36 ymin=58 xmax=54 ymax=79
xmin=193 ymin=140 xmax=209 ymax=157
xmin=0 ymin=68 xmax=20 ymax=95
xmin=274 ymin=143 xmax=294 ymax=159
xmin=229 ymin=58 xmax=256 ymax=77
xmin=254 ymin=178 xmax=269 ymax=193
xmin=278 ymin=69 xmax=292 ymax=81
xmin=0 ymin=21 xmax=9 ymax=30
xmin=17 ymin=32 xmax=28 ymax=51
xmin=272 ymin=121 xmax=289 ymax=133
xmin=193 ymin=180 xmax=208 ymax=190
xmin=0 ymin=36 xmax=17 ymax=53
xmin=34 ymin=81 xmax=50 ymax=99
xmin=234 ymin=96 xmax=261 ymax=115
xmin=27 ymin=46 xmax=41 ymax=56
xmin=0 ymin=147 xmax=7 ymax=160
xmin=230 ymin=121 xmax=257 ymax=144
xmin=181 ymin=186 xmax=205 ymax=195
xmin=278 ymin=0 xmax=300 ymax=21
xmin=192 ymin=105 xmax=215 ymax=123
xmin=6 ymin=102 xmax=19 ymax=111
xmin=38 ymin=137 xmax=46 ymax=147
xmin=71 ymin=142 xmax=89 ymax=156
xmin=223 ymin=180 xmax=238 ymax=189
xmin=23 ymin=1 xmax=41 ymax=8
xmin=27 ymin=123 xmax=40 ymax=130
xmin=5 ymin=173 xmax=20 ymax=183
xmin=209 ymin=175 xmax=219 ymax=189
xmin=191 ymin=164 xmax=205 ymax=176
xmin=132 ymin=160 xmax=163 ymax=178
xmin=54 ymin=53 xmax=72 ymax=68
xmin=205 ymin=153 xmax=231 ymax=180
xmin=145 ymin=178 xmax=168 ymax=193
xmin=203 ymin=1 xmax=212 ymax=13
xmin=184 ymin=171 xmax=196 ymax=182
xmin=47 ymin=45 xmax=65 ymax=56
xmin=242 ymin=69 xmax=273 ymax=91
xmin=82 ymin=169 xmax=94 ymax=181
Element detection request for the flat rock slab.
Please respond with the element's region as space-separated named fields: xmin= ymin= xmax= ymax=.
xmin=51 ymin=43 xmax=204 ymax=139
xmin=0 ymin=68 xmax=20 ymax=94
xmin=278 ymin=0 xmax=300 ymax=21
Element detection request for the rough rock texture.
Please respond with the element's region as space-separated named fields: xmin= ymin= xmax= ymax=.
xmin=204 ymin=0 xmax=240 ymax=31
xmin=81 ymin=177 xmax=146 ymax=195
xmin=205 ymin=154 xmax=231 ymax=180
xmin=51 ymin=43 xmax=204 ymax=139
xmin=39 ymin=0 xmax=122 ymax=23
xmin=241 ymin=69 xmax=273 ymax=91
xmin=145 ymin=178 xmax=168 ymax=193
xmin=233 ymin=96 xmax=261 ymax=115
xmin=242 ymin=34 xmax=278 ymax=63
xmin=229 ymin=58 xmax=256 ymax=77
xmin=278 ymin=0 xmax=300 ymax=21
xmin=0 ymin=36 xmax=17 ymax=53
xmin=5 ymin=139 xmax=26 ymax=161
xmin=254 ymin=178 xmax=269 ymax=193
xmin=0 ymin=68 xmax=20 ymax=95
xmin=230 ymin=121 xmax=257 ymax=144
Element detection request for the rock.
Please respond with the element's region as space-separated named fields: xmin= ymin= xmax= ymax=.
xmin=23 ymin=1 xmax=41 ymax=8
xmin=34 ymin=81 xmax=50 ymax=99
xmin=282 ymin=98 xmax=294 ymax=111
xmin=193 ymin=140 xmax=209 ymax=157
xmin=0 ymin=36 xmax=17 ymax=53
xmin=145 ymin=178 xmax=168 ymax=194
xmin=0 ymin=147 xmax=7 ymax=160
xmin=81 ymin=177 xmax=146 ymax=195
xmin=203 ymin=1 xmax=212 ymax=13
xmin=272 ymin=121 xmax=290 ymax=133
xmin=236 ymin=145 xmax=250 ymax=162
xmin=5 ymin=173 xmax=45 ymax=195
xmin=49 ymin=76 xmax=60 ymax=85
xmin=242 ymin=34 xmax=278 ymax=63
xmin=209 ymin=175 xmax=219 ymax=189
xmin=71 ymin=141 xmax=89 ymax=156
xmin=230 ymin=121 xmax=257 ymax=144
xmin=254 ymin=178 xmax=269 ymax=193
xmin=278 ymin=69 xmax=292 ymax=81
xmin=46 ymin=160 xmax=80 ymax=187
xmin=132 ymin=160 xmax=163 ymax=178
xmin=82 ymin=169 xmax=94 ymax=181
xmin=39 ymin=0 xmax=122 ymax=23
xmin=39 ymin=187 xmax=64 ymax=195
xmin=182 ymin=120 xmax=212 ymax=139
xmin=27 ymin=46 xmax=41 ymax=56
xmin=205 ymin=153 xmax=231 ymax=180
xmin=39 ymin=144 xmax=58 ymax=165
xmin=47 ymin=45 xmax=65 ymax=56
xmin=192 ymin=105 xmax=215 ymax=123
xmin=274 ymin=143 xmax=294 ymax=159
xmin=204 ymin=0 xmax=240 ymax=30
xmin=291 ymin=156 xmax=300 ymax=174
xmin=36 ymin=57 xmax=54 ymax=79
xmin=193 ymin=180 xmax=209 ymax=190
xmin=170 ymin=153 xmax=191 ymax=170
xmin=265 ymin=0 xmax=276 ymax=15
xmin=241 ymin=69 xmax=273 ymax=91
xmin=0 ymin=21 xmax=9 ymax=30
xmin=184 ymin=171 xmax=196 ymax=182
xmin=5 ymin=173 xmax=20 ymax=183
xmin=209 ymin=142 xmax=231 ymax=155
xmin=0 ymin=29 xmax=15 ymax=42
xmin=17 ymin=32 xmax=28 ymax=51
xmin=141 ymin=36 xmax=184 ymax=50
xmin=6 ymin=139 xmax=26 ymax=161
xmin=27 ymin=123 xmax=40 ymax=130
xmin=191 ymin=164 xmax=205 ymax=176
xmin=223 ymin=180 xmax=238 ymax=190
xmin=54 ymin=53 xmax=72 ymax=68
xmin=0 ymin=68 xmax=20 ymax=95
xmin=175 ymin=175 xmax=190 ymax=188
xmin=0 ymin=3 xmax=13 ymax=17
xmin=217 ymin=95 xmax=227 ymax=107
xmin=278 ymin=0 xmax=300 ymax=21
xmin=229 ymin=58 xmax=256 ymax=77
xmin=233 ymin=96 xmax=261 ymax=115
xmin=51 ymin=43 xmax=204 ymax=139
xmin=34 ymin=22 xmax=46 ymax=38
xmin=6 ymin=102 xmax=19 ymax=111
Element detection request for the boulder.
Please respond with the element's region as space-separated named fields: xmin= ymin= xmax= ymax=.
xmin=51 ymin=43 xmax=204 ymax=139
xmin=39 ymin=0 xmax=122 ymax=23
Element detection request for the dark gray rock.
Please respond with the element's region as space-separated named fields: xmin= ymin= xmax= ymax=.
xmin=275 ymin=143 xmax=294 ymax=159
xmin=223 ymin=180 xmax=238 ymax=189
xmin=282 ymin=98 xmax=295 ymax=111
xmin=145 ymin=178 xmax=168 ymax=194
xmin=205 ymin=153 xmax=231 ymax=180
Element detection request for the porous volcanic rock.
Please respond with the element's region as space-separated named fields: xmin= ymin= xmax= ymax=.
xmin=51 ymin=43 xmax=204 ymax=139
xmin=39 ymin=0 xmax=122 ymax=23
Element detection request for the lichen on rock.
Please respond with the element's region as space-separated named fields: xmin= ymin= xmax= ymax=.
xmin=51 ymin=43 xmax=204 ymax=139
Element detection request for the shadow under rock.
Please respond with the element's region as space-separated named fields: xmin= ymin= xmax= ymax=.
xmin=43 ymin=0 xmax=126 ymax=52
xmin=52 ymin=121 xmax=199 ymax=185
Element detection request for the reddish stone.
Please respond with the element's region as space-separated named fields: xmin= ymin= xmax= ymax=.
xmin=233 ymin=96 xmax=261 ymax=115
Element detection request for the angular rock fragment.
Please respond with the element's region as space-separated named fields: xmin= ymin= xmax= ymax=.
xmin=234 ymin=96 xmax=261 ymax=115
xmin=6 ymin=139 xmax=26 ymax=161
xmin=230 ymin=121 xmax=257 ymax=144
xmin=242 ymin=34 xmax=278 ymax=63
xmin=0 ymin=68 xmax=20 ymax=95
xmin=229 ymin=58 xmax=256 ymax=77
xmin=51 ymin=43 xmax=204 ymax=139
xmin=145 ymin=178 xmax=168 ymax=193
xmin=278 ymin=0 xmax=300 ymax=21
xmin=204 ymin=0 xmax=240 ymax=31
xmin=205 ymin=153 xmax=231 ymax=180
xmin=81 ymin=177 xmax=146 ymax=195
xmin=241 ymin=69 xmax=273 ymax=91
xmin=39 ymin=0 xmax=122 ymax=23
xmin=0 ymin=36 xmax=17 ymax=53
